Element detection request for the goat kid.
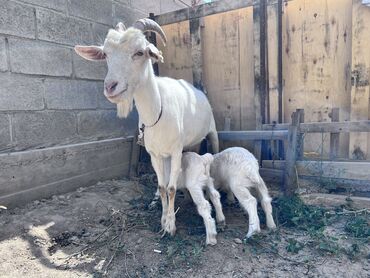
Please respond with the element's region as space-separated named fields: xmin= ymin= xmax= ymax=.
xmin=176 ymin=152 xmax=225 ymax=245
xmin=210 ymin=147 xmax=276 ymax=238
xmin=74 ymin=19 xmax=219 ymax=236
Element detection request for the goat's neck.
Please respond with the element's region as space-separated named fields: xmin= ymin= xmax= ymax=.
xmin=133 ymin=64 xmax=161 ymax=127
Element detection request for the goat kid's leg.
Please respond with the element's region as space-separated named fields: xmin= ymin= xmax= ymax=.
xmin=230 ymin=182 xmax=260 ymax=238
xmin=206 ymin=179 xmax=225 ymax=226
xmin=226 ymin=189 xmax=236 ymax=205
xmin=188 ymin=185 xmax=217 ymax=245
xmin=255 ymin=177 xmax=276 ymax=229
xmin=150 ymin=156 xmax=168 ymax=229
xmin=164 ymin=151 xmax=182 ymax=236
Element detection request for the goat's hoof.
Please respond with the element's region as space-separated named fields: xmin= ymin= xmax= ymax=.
xmin=267 ymin=219 xmax=277 ymax=230
xmin=165 ymin=215 xmax=176 ymax=236
xmin=246 ymin=224 xmax=261 ymax=238
xmin=206 ymin=235 xmax=217 ymax=246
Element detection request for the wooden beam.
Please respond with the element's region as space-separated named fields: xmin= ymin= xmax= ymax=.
xmin=300 ymin=121 xmax=370 ymax=133
xmin=330 ymin=108 xmax=340 ymax=159
xmin=155 ymin=0 xmax=254 ymax=26
xmin=263 ymin=120 xmax=370 ymax=133
xmin=263 ymin=160 xmax=370 ymax=181
xmin=189 ymin=16 xmax=204 ymax=91
xmin=218 ymin=130 xmax=288 ymax=141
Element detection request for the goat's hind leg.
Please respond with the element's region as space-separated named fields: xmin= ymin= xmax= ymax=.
xmin=206 ymin=179 xmax=225 ymax=227
xmin=188 ymin=185 xmax=217 ymax=245
xmin=230 ymin=181 xmax=261 ymax=238
xmin=254 ymin=176 xmax=276 ymax=229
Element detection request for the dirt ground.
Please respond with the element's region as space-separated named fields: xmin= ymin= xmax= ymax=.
xmin=0 ymin=176 xmax=369 ymax=278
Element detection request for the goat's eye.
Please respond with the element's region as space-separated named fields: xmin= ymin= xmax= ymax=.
xmin=135 ymin=51 xmax=144 ymax=57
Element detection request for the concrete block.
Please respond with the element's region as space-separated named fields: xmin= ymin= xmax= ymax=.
xmin=73 ymin=52 xmax=107 ymax=80
xmin=13 ymin=111 xmax=77 ymax=149
xmin=0 ymin=138 xmax=133 ymax=207
xmin=0 ymin=114 xmax=11 ymax=150
xmin=37 ymin=9 xmax=92 ymax=46
xmin=0 ymin=73 xmax=44 ymax=111
xmin=92 ymin=23 xmax=111 ymax=44
xmin=69 ymin=0 xmax=113 ymax=25
xmin=0 ymin=0 xmax=36 ymax=39
xmin=45 ymin=79 xmax=100 ymax=109
xmin=160 ymin=0 xmax=189 ymax=13
xmin=131 ymin=0 xmax=160 ymax=15
xmin=113 ymin=3 xmax=146 ymax=26
xmin=78 ymin=110 xmax=137 ymax=138
xmin=18 ymin=0 xmax=66 ymax=12
xmin=97 ymin=89 xmax=116 ymax=109
xmin=0 ymin=38 xmax=7 ymax=72
xmin=9 ymin=38 xmax=72 ymax=77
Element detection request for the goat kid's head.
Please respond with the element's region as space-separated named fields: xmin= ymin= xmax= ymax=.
xmin=74 ymin=19 xmax=167 ymax=118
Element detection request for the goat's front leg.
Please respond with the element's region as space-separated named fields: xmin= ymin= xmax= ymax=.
xmin=165 ymin=151 xmax=182 ymax=236
xmin=150 ymin=155 xmax=168 ymax=229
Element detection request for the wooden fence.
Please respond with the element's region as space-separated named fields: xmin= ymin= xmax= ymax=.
xmin=220 ymin=108 xmax=370 ymax=196
xmin=145 ymin=0 xmax=370 ymax=196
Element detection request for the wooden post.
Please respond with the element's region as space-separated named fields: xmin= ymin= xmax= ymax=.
xmin=253 ymin=0 xmax=268 ymax=163
xmin=129 ymin=133 xmax=141 ymax=177
xmin=296 ymin=108 xmax=305 ymax=160
xmin=330 ymin=108 xmax=340 ymax=160
xmin=284 ymin=110 xmax=303 ymax=196
xmin=149 ymin=13 xmax=159 ymax=76
xmin=189 ymin=14 xmax=204 ymax=91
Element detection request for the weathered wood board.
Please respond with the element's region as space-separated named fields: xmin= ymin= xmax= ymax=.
xmin=350 ymin=1 xmax=370 ymax=160
xmin=282 ymin=0 xmax=353 ymax=158
xmin=158 ymin=21 xmax=193 ymax=84
xmin=156 ymin=1 xmax=370 ymax=160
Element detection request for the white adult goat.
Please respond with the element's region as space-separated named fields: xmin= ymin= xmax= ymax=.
xmin=74 ymin=19 xmax=219 ymax=236
xmin=210 ymin=147 xmax=276 ymax=238
xmin=177 ymin=152 xmax=225 ymax=245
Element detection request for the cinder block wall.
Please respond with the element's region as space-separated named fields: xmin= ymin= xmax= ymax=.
xmin=0 ymin=0 xmax=194 ymax=207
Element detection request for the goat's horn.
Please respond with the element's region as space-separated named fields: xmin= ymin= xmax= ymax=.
xmin=115 ymin=22 xmax=126 ymax=32
xmin=133 ymin=18 xmax=167 ymax=45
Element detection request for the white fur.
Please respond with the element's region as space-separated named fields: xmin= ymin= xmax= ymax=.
xmin=210 ymin=147 xmax=276 ymax=238
xmin=177 ymin=152 xmax=225 ymax=245
xmin=75 ymin=23 xmax=219 ymax=236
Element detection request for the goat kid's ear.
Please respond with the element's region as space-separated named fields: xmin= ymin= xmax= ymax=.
xmin=145 ymin=44 xmax=164 ymax=64
xmin=74 ymin=45 xmax=106 ymax=61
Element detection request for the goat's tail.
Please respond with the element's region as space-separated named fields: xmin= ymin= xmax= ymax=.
xmin=207 ymin=117 xmax=219 ymax=154
xmin=253 ymin=174 xmax=272 ymax=204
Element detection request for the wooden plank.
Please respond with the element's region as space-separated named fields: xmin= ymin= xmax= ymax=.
xmin=301 ymin=193 xmax=370 ymax=209
xmin=253 ymin=2 xmax=262 ymax=162
xmin=330 ymin=108 xmax=340 ymax=159
xmin=157 ymin=21 xmax=193 ymax=83
xmin=155 ymin=0 xmax=254 ymax=26
xmin=263 ymin=160 xmax=370 ymax=181
xmin=263 ymin=121 xmax=370 ymax=133
xmin=129 ymin=132 xmax=141 ymax=177
xmin=239 ymin=7 xmax=255 ymax=152
xmin=0 ymin=138 xmax=133 ymax=206
xmin=284 ymin=110 xmax=303 ymax=195
xmin=282 ymin=0 xmax=352 ymax=157
xmin=300 ymin=121 xmax=370 ymax=133
xmin=189 ymin=16 xmax=203 ymax=91
xmin=218 ymin=130 xmax=288 ymax=141
xmin=350 ymin=1 xmax=370 ymax=160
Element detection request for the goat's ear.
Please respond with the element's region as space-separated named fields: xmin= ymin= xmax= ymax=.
xmin=145 ymin=44 xmax=164 ymax=63
xmin=74 ymin=45 xmax=106 ymax=61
